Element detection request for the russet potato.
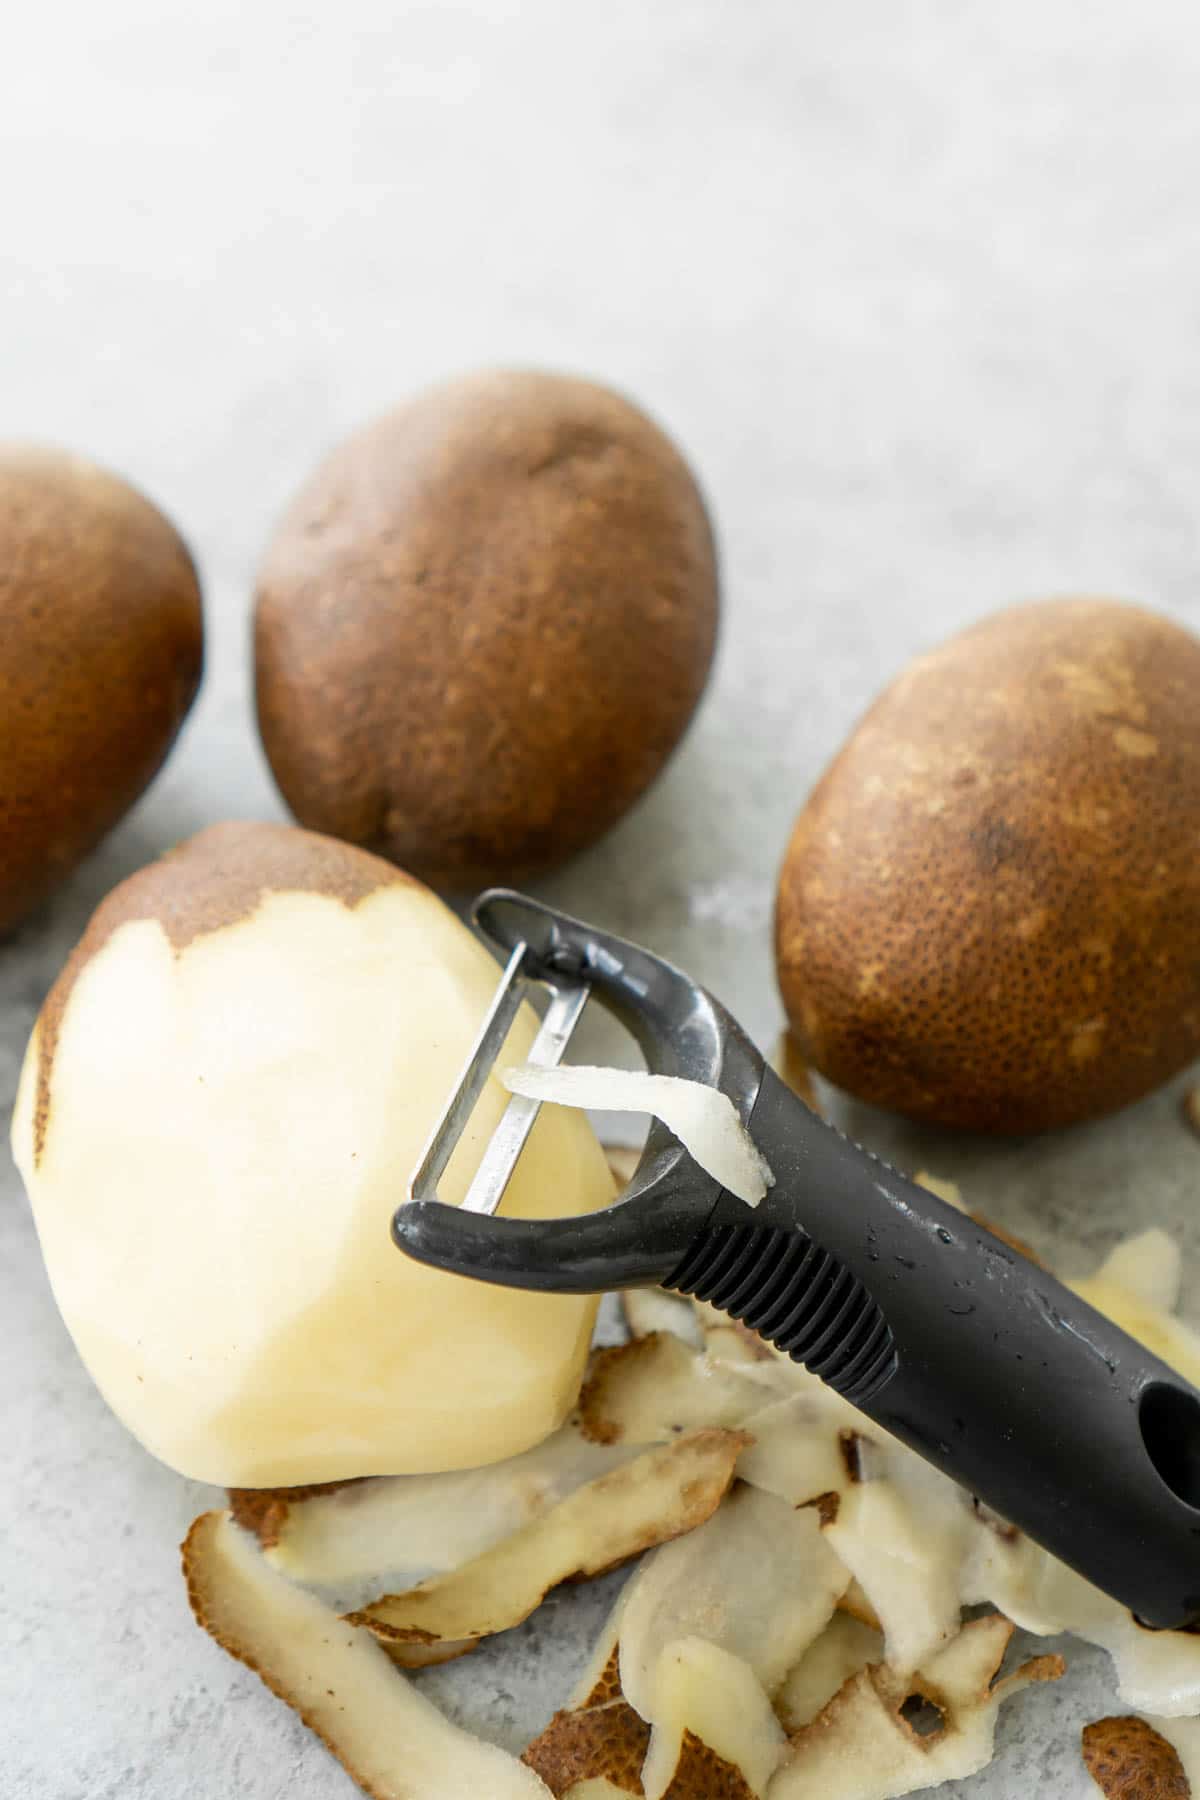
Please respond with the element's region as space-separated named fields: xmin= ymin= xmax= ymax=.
xmin=0 ymin=446 xmax=203 ymax=934
xmin=775 ymin=598 xmax=1200 ymax=1133
xmin=254 ymin=368 xmax=719 ymax=890
xmin=11 ymin=822 xmax=612 ymax=1486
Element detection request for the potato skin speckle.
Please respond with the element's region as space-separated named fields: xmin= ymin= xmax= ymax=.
xmin=1081 ymin=1715 xmax=1190 ymax=1798
xmin=775 ymin=598 xmax=1200 ymax=1134
xmin=0 ymin=447 xmax=203 ymax=936
xmin=254 ymin=369 xmax=719 ymax=891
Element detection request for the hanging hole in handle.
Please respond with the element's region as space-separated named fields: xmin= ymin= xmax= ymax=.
xmin=1140 ymin=1382 xmax=1200 ymax=1509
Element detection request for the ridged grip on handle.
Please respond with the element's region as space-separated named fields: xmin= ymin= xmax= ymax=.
xmin=669 ymin=1222 xmax=897 ymax=1406
xmin=718 ymin=1067 xmax=1200 ymax=1630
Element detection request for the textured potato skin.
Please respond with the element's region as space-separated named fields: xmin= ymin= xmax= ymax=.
xmin=254 ymin=369 xmax=718 ymax=890
xmin=0 ymin=447 xmax=204 ymax=935
xmin=775 ymin=598 xmax=1200 ymax=1133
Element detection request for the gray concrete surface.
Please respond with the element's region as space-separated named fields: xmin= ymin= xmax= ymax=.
xmin=4 ymin=1 xmax=1200 ymax=1793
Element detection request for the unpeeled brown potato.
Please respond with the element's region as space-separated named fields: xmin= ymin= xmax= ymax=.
xmin=254 ymin=369 xmax=719 ymax=890
xmin=0 ymin=447 xmax=203 ymax=934
xmin=775 ymin=598 xmax=1200 ymax=1133
xmin=11 ymin=822 xmax=613 ymax=1486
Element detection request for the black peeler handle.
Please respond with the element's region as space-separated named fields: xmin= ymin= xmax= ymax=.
xmin=394 ymin=891 xmax=1200 ymax=1630
xmin=677 ymin=1065 xmax=1200 ymax=1630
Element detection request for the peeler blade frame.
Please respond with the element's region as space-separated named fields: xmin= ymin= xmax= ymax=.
xmin=407 ymin=940 xmax=592 ymax=1217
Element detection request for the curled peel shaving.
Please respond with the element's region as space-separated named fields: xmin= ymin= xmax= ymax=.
xmin=182 ymin=1510 xmax=551 ymax=1799
xmin=348 ymin=1428 xmax=748 ymax=1665
xmin=503 ymin=1063 xmax=773 ymax=1206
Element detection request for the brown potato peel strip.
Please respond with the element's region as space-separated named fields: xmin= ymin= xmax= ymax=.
xmin=349 ymin=1429 xmax=749 ymax=1666
xmin=524 ymin=1707 xmax=756 ymax=1800
xmin=662 ymin=1732 xmax=757 ymax=1800
xmin=182 ymin=1510 xmax=551 ymax=1799
xmin=1083 ymin=1716 xmax=1190 ymax=1799
xmin=525 ymin=1701 xmax=651 ymax=1797
xmin=525 ymin=1637 xmax=766 ymax=1800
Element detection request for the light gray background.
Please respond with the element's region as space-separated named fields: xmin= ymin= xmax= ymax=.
xmin=4 ymin=2 xmax=1200 ymax=1794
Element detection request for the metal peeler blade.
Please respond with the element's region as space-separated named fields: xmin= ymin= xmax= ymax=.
xmin=410 ymin=940 xmax=591 ymax=1217
xmin=393 ymin=889 xmax=1200 ymax=1632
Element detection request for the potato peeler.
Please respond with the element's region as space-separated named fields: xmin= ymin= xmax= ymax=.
xmin=393 ymin=891 xmax=1200 ymax=1630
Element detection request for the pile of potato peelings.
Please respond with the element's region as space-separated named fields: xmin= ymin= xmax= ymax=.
xmin=184 ymin=1070 xmax=1200 ymax=1800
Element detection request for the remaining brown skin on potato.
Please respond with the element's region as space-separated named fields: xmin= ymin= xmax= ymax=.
xmin=775 ymin=598 xmax=1200 ymax=1133
xmin=31 ymin=820 xmax=412 ymax=1165
xmin=0 ymin=447 xmax=203 ymax=938
xmin=254 ymin=369 xmax=719 ymax=890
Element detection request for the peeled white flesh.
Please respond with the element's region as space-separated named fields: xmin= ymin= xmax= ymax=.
xmin=12 ymin=884 xmax=613 ymax=1485
xmin=502 ymin=1062 xmax=773 ymax=1205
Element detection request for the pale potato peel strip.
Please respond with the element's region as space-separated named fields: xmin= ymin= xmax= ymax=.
xmin=824 ymin=1445 xmax=975 ymax=1675
xmin=1082 ymin=1716 xmax=1190 ymax=1798
xmin=182 ymin=1510 xmax=550 ymax=1800
xmin=619 ymin=1483 xmax=850 ymax=1719
xmin=254 ymin=1416 xmax=633 ymax=1588
xmin=620 ymin=1288 xmax=704 ymax=1348
xmin=1067 ymin=1275 xmax=1200 ymax=1389
xmin=776 ymin=1613 xmax=884 ymax=1733
xmin=837 ymin=1581 xmax=884 ymax=1631
xmin=641 ymin=1637 xmax=784 ymax=1800
xmin=350 ymin=1429 xmax=748 ymax=1664
xmin=960 ymin=1451 xmax=1200 ymax=1715
xmin=503 ymin=1063 xmax=772 ymax=1206
xmin=768 ymin=1615 xmax=1062 ymax=1800
xmin=1145 ymin=1718 xmax=1200 ymax=1790
xmin=579 ymin=1333 xmax=770 ymax=1445
xmin=736 ymin=1393 xmax=858 ymax=1510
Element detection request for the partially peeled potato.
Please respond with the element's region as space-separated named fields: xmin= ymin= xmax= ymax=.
xmin=11 ymin=822 xmax=613 ymax=1486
